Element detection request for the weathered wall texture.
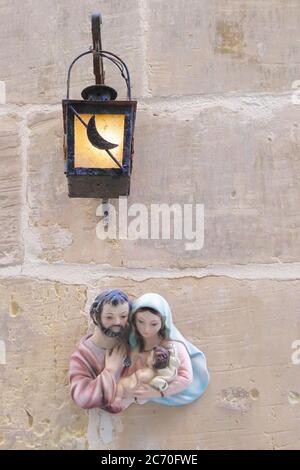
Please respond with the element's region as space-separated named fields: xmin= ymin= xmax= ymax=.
xmin=0 ymin=0 xmax=300 ymax=449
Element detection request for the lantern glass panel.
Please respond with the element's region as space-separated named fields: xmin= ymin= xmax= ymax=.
xmin=74 ymin=113 xmax=125 ymax=169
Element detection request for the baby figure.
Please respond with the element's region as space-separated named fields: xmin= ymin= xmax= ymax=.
xmin=115 ymin=344 xmax=180 ymax=405
xmin=147 ymin=344 xmax=180 ymax=392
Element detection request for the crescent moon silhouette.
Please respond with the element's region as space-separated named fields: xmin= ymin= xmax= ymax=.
xmin=87 ymin=115 xmax=119 ymax=150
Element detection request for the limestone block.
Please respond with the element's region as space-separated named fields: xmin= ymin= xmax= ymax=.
xmin=0 ymin=277 xmax=88 ymax=450
xmin=146 ymin=0 xmax=300 ymax=95
xmin=27 ymin=98 xmax=300 ymax=266
xmin=87 ymin=276 xmax=300 ymax=450
xmin=0 ymin=115 xmax=23 ymax=266
xmin=131 ymin=98 xmax=300 ymax=265
xmin=0 ymin=0 xmax=143 ymax=104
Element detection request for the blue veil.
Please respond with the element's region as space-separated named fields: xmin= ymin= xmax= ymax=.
xmin=129 ymin=293 xmax=209 ymax=407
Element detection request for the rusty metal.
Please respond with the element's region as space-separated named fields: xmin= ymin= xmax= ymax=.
xmin=92 ymin=13 xmax=105 ymax=85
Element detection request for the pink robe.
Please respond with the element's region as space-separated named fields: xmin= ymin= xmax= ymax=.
xmin=69 ymin=335 xmax=124 ymax=413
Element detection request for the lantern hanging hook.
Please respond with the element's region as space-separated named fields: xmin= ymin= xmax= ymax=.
xmin=66 ymin=11 xmax=131 ymax=100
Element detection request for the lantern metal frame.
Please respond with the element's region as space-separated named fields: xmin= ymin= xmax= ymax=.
xmin=62 ymin=13 xmax=137 ymax=198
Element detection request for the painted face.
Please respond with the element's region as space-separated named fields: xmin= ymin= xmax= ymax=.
xmin=135 ymin=310 xmax=162 ymax=340
xmin=100 ymin=302 xmax=129 ymax=337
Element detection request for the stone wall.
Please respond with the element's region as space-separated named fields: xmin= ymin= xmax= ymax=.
xmin=0 ymin=0 xmax=300 ymax=449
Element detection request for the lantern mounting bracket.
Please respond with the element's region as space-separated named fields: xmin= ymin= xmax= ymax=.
xmin=91 ymin=13 xmax=105 ymax=85
xmin=66 ymin=12 xmax=131 ymax=100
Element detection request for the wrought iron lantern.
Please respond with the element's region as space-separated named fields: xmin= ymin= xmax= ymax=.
xmin=62 ymin=13 xmax=137 ymax=198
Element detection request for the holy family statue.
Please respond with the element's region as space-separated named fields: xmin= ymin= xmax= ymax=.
xmin=69 ymin=289 xmax=209 ymax=413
